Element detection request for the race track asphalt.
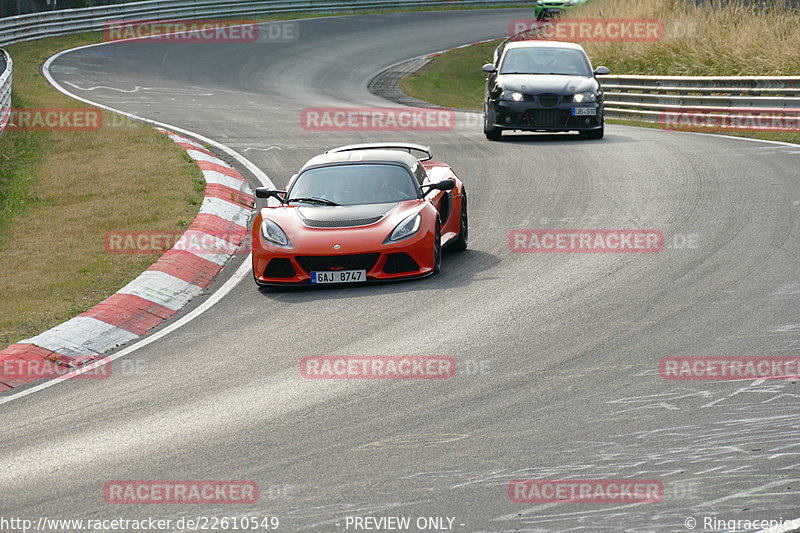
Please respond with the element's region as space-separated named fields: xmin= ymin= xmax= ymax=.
xmin=2 ymin=9 xmax=799 ymax=532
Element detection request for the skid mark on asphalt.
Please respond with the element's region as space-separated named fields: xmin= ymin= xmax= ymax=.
xmin=486 ymin=391 xmax=799 ymax=529
xmin=243 ymin=146 xmax=282 ymax=152
xmin=357 ymin=433 xmax=469 ymax=449
xmin=62 ymin=80 xmax=214 ymax=95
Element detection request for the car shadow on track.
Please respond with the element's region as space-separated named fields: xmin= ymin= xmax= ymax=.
xmin=497 ymin=130 xmax=634 ymax=144
xmin=498 ymin=132 xmax=600 ymax=144
xmin=255 ymin=249 xmax=501 ymax=301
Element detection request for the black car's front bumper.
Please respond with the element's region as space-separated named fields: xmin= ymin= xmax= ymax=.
xmin=487 ymin=99 xmax=603 ymax=132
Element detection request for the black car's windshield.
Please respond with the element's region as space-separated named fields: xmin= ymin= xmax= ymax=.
xmin=288 ymin=163 xmax=419 ymax=206
xmin=499 ymin=47 xmax=592 ymax=76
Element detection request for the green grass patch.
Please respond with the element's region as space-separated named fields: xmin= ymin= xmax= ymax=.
xmin=401 ymin=41 xmax=497 ymax=111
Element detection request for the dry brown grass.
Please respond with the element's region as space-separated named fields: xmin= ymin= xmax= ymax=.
xmin=0 ymin=33 xmax=204 ymax=347
xmin=573 ymin=0 xmax=800 ymax=75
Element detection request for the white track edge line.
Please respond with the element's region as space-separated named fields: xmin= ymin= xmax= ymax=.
xmin=0 ymin=258 xmax=252 ymax=405
xmin=0 ymin=41 xmax=273 ymax=404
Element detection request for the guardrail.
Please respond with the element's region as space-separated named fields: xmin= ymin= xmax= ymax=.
xmin=0 ymin=49 xmax=11 ymax=134
xmin=599 ymin=74 xmax=800 ymax=124
xmin=0 ymin=0 xmax=527 ymax=47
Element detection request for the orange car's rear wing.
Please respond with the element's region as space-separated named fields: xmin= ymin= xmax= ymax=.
xmin=326 ymin=142 xmax=432 ymax=161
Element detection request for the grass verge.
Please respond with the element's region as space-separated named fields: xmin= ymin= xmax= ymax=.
xmin=400 ymin=0 xmax=800 ymax=144
xmin=0 ymin=32 xmax=205 ymax=348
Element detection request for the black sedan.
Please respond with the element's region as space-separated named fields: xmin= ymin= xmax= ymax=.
xmin=482 ymin=41 xmax=610 ymax=140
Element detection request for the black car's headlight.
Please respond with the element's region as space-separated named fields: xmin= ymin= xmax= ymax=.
xmin=499 ymin=90 xmax=524 ymax=102
xmin=260 ymin=219 xmax=293 ymax=248
xmin=384 ymin=212 xmax=421 ymax=244
xmin=573 ymin=92 xmax=597 ymax=103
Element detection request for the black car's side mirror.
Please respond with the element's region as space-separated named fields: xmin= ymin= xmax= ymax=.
xmin=255 ymin=188 xmax=287 ymax=203
xmin=482 ymin=63 xmax=497 ymax=73
xmin=594 ymin=66 xmax=610 ymax=76
xmin=421 ymin=179 xmax=455 ymax=195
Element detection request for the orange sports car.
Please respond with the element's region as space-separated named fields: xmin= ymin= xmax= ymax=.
xmin=251 ymin=143 xmax=467 ymax=286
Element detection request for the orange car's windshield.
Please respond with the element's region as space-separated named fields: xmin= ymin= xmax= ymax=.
xmin=288 ymin=164 xmax=418 ymax=206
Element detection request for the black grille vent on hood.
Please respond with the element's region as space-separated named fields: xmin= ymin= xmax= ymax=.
xmin=301 ymin=216 xmax=383 ymax=228
xmin=297 ymin=202 xmax=396 ymax=228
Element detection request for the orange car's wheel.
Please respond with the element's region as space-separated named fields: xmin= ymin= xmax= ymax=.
xmin=448 ymin=190 xmax=468 ymax=252
xmin=433 ymin=222 xmax=442 ymax=275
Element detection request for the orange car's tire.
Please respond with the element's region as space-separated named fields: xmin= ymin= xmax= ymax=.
xmin=433 ymin=222 xmax=442 ymax=275
xmin=448 ymin=190 xmax=468 ymax=252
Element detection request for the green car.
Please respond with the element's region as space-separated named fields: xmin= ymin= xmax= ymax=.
xmin=535 ymin=0 xmax=588 ymax=19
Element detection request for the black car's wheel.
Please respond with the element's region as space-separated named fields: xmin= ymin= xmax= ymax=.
xmin=448 ymin=190 xmax=468 ymax=251
xmin=581 ymin=122 xmax=604 ymax=140
xmin=433 ymin=222 xmax=442 ymax=275
xmin=588 ymin=123 xmax=604 ymax=139
xmin=484 ymin=107 xmax=502 ymax=141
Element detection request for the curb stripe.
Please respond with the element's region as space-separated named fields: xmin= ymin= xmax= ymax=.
xmin=159 ymin=129 xmax=204 ymax=148
xmin=0 ymin=344 xmax=59 ymax=388
xmin=175 ymin=141 xmax=216 ymax=158
xmin=185 ymin=149 xmax=230 ymax=165
xmin=1 ymin=127 xmax=254 ymax=391
xmin=200 ymin=196 xmax=252 ymax=227
xmin=79 ymin=293 xmax=176 ymax=335
xmin=197 ymin=160 xmax=247 ymax=180
xmin=148 ymin=249 xmax=224 ymax=287
xmin=202 ymin=169 xmax=253 ymax=190
xmin=0 ymin=343 xmax=57 ymax=361
xmin=189 ymin=213 xmax=247 ymax=244
xmin=117 ymin=270 xmax=205 ymax=312
xmin=205 ymin=182 xmax=255 ymax=207
xmin=23 ymin=316 xmax=140 ymax=358
xmin=173 ymin=230 xmax=236 ymax=266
